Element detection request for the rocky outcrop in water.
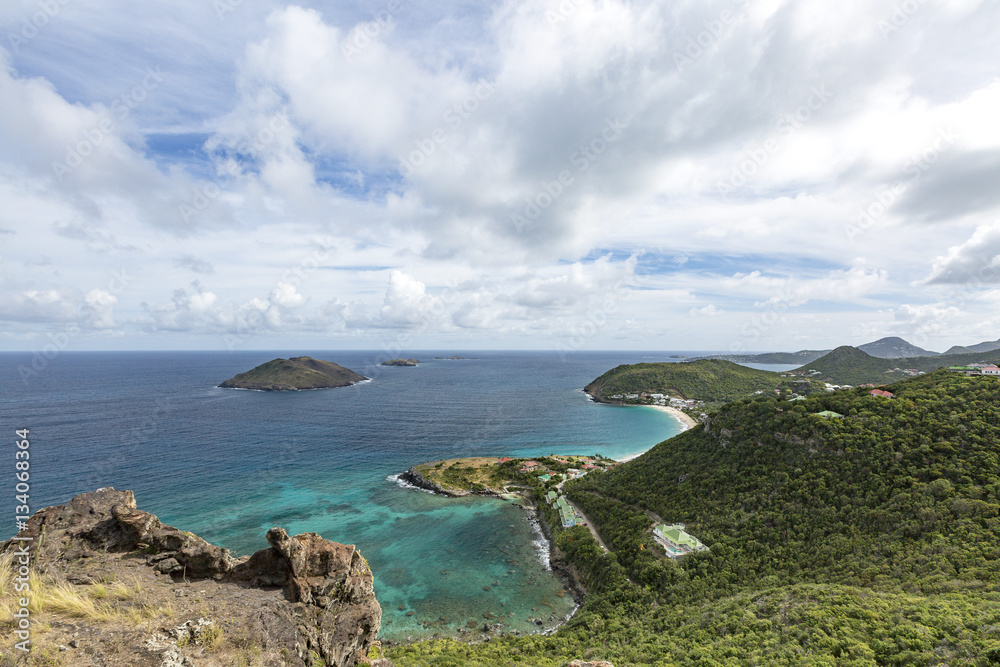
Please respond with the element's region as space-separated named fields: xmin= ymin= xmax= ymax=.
xmin=380 ymin=358 xmax=420 ymax=366
xmin=399 ymin=467 xmax=459 ymax=496
xmin=2 ymin=488 xmax=384 ymax=667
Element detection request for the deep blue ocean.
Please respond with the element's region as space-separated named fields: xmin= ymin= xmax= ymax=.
xmin=1 ymin=350 xmax=735 ymax=640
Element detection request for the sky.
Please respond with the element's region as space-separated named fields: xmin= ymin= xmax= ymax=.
xmin=1 ymin=0 xmax=999 ymax=353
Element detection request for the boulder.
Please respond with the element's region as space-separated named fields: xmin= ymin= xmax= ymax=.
xmin=230 ymin=527 xmax=382 ymax=666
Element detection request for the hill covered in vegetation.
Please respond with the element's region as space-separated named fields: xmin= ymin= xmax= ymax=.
xmin=584 ymin=358 xmax=825 ymax=406
xmin=390 ymin=370 xmax=1000 ymax=666
xmin=944 ymin=338 xmax=1000 ymax=356
xmin=800 ymin=346 xmax=1000 ymax=385
xmin=219 ymin=356 xmax=367 ymax=390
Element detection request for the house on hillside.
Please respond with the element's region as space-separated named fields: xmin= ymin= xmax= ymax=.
xmin=816 ymin=410 xmax=844 ymax=419
xmin=981 ymin=365 xmax=1000 ymax=376
xmin=870 ymin=389 xmax=894 ymax=398
xmin=653 ymin=523 xmax=708 ymax=558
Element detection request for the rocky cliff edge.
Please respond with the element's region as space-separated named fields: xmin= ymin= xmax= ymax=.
xmin=1 ymin=488 xmax=388 ymax=667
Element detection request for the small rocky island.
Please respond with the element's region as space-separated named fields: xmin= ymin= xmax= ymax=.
xmin=381 ymin=358 xmax=420 ymax=367
xmin=219 ymin=356 xmax=368 ymax=391
xmin=433 ymin=355 xmax=476 ymax=360
xmin=1 ymin=488 xmax=387 ymax=666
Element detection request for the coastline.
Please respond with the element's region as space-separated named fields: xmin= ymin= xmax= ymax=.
xmin=643 ymin=404 xmax=698 ymax=431
xmin=391 ymin=465 xmax=585 ymax=642
xmin=614 ymin=405 xmax=698 ymax=462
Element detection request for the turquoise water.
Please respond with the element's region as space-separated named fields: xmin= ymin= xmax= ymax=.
xmin=1 ymin=350 xmax=685 ymax=641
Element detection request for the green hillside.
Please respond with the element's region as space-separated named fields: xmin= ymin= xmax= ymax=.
xmin=801 ymin=346 xmax=1000 ymax=385
xmin=584 ymin=359 xmax=825 ymax=405
xmin=796 ymin=345 xmax=902 ymax=385
xmin=391 ymin=371 xmax=1000 ymax=666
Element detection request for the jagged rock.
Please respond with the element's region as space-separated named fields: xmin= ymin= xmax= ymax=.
xmin=2 ymin=488 xmax=383 ymax=667
xmin=230 ymin=527 xmax=382 ymax=667
xmin=9 ymin=487 xmax=238 ymax=579
xmin=112 ymin=503 xmax=162 ymax=546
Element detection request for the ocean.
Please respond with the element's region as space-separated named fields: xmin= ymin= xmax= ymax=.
xmin=2 ymin=350 xmax=697 ymax=641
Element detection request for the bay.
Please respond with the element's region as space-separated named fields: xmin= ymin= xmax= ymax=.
xmin=0 ymin=350 xmax=685 ymax=640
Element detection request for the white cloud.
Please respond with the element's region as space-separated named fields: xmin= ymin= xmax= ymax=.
xmin=378 ymin=271 xmax=440 ymax=328
xmin=269 ymin=282 xmax=306 ymax=309
xmin=3 ymin=0 xmax=1000 ymax=349
xmin=724 ymin=262 xmax=889 ymax=308
xmin=83 ymin=288 xmax=118 ymax=328
xmin=924 ymin=220 xmax=1000 ymax=285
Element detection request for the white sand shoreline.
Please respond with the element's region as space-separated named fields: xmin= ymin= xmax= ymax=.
xmin=644 ymin=404 xmax=699 ymax=430
xmin=615 ymin=405 xmax=699 ymax=462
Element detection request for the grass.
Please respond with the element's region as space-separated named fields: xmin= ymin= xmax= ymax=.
xmin=0 ymin=552 xmax=174 ymax=627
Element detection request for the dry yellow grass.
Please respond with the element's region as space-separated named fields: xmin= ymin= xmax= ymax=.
xmin=0 ymin=552 xmax=168 ymax=626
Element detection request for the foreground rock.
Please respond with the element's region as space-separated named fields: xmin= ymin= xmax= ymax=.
xmin=2 ymin=488 xmax=384 ymax=667
xmin=220 ymin=356 xmax=368 ymax=391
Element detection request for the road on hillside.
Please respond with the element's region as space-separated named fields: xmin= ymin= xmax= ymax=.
xmin=556 ymin=479 xmax=610 ymax=553
xmin=566 ymin=498 xmax=610 ymax=553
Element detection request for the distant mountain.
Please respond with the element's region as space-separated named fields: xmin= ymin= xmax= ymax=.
xmin=857 ymin=336 xmax=939 ymax=358
xmin=943 ymin=338 xmax=1000 ymax=355
xmin=219 ymin=356 xmax=367 ymax=390
xmin=799 ymin=345 xmax=1000 ymax=385
xmin=694 ymin=349 xmax=831 ymax=365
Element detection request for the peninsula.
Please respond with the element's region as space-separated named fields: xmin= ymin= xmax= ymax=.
xmin=400 ymin=455 xmax=618 ymax=498
xmin=584 ymin=358 xmax=827 ymax=409
xmin=219 ymin=356 xmax=368 ymax=391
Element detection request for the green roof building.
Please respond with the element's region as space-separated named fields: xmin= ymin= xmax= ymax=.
xmin=653 ymin=523 xmax=708 ymax=557
xmin=816 ymin=410 xmax=844 ymax=419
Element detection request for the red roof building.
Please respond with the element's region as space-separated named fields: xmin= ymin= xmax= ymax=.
xmin=870 ymin=389 xmax=894 ymax=398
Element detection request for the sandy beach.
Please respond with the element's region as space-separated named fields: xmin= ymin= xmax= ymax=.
xmin=615 ymin=405 xmax=699 ymax=462
xmin=644 ymin=404 xmax=699 ymax=431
